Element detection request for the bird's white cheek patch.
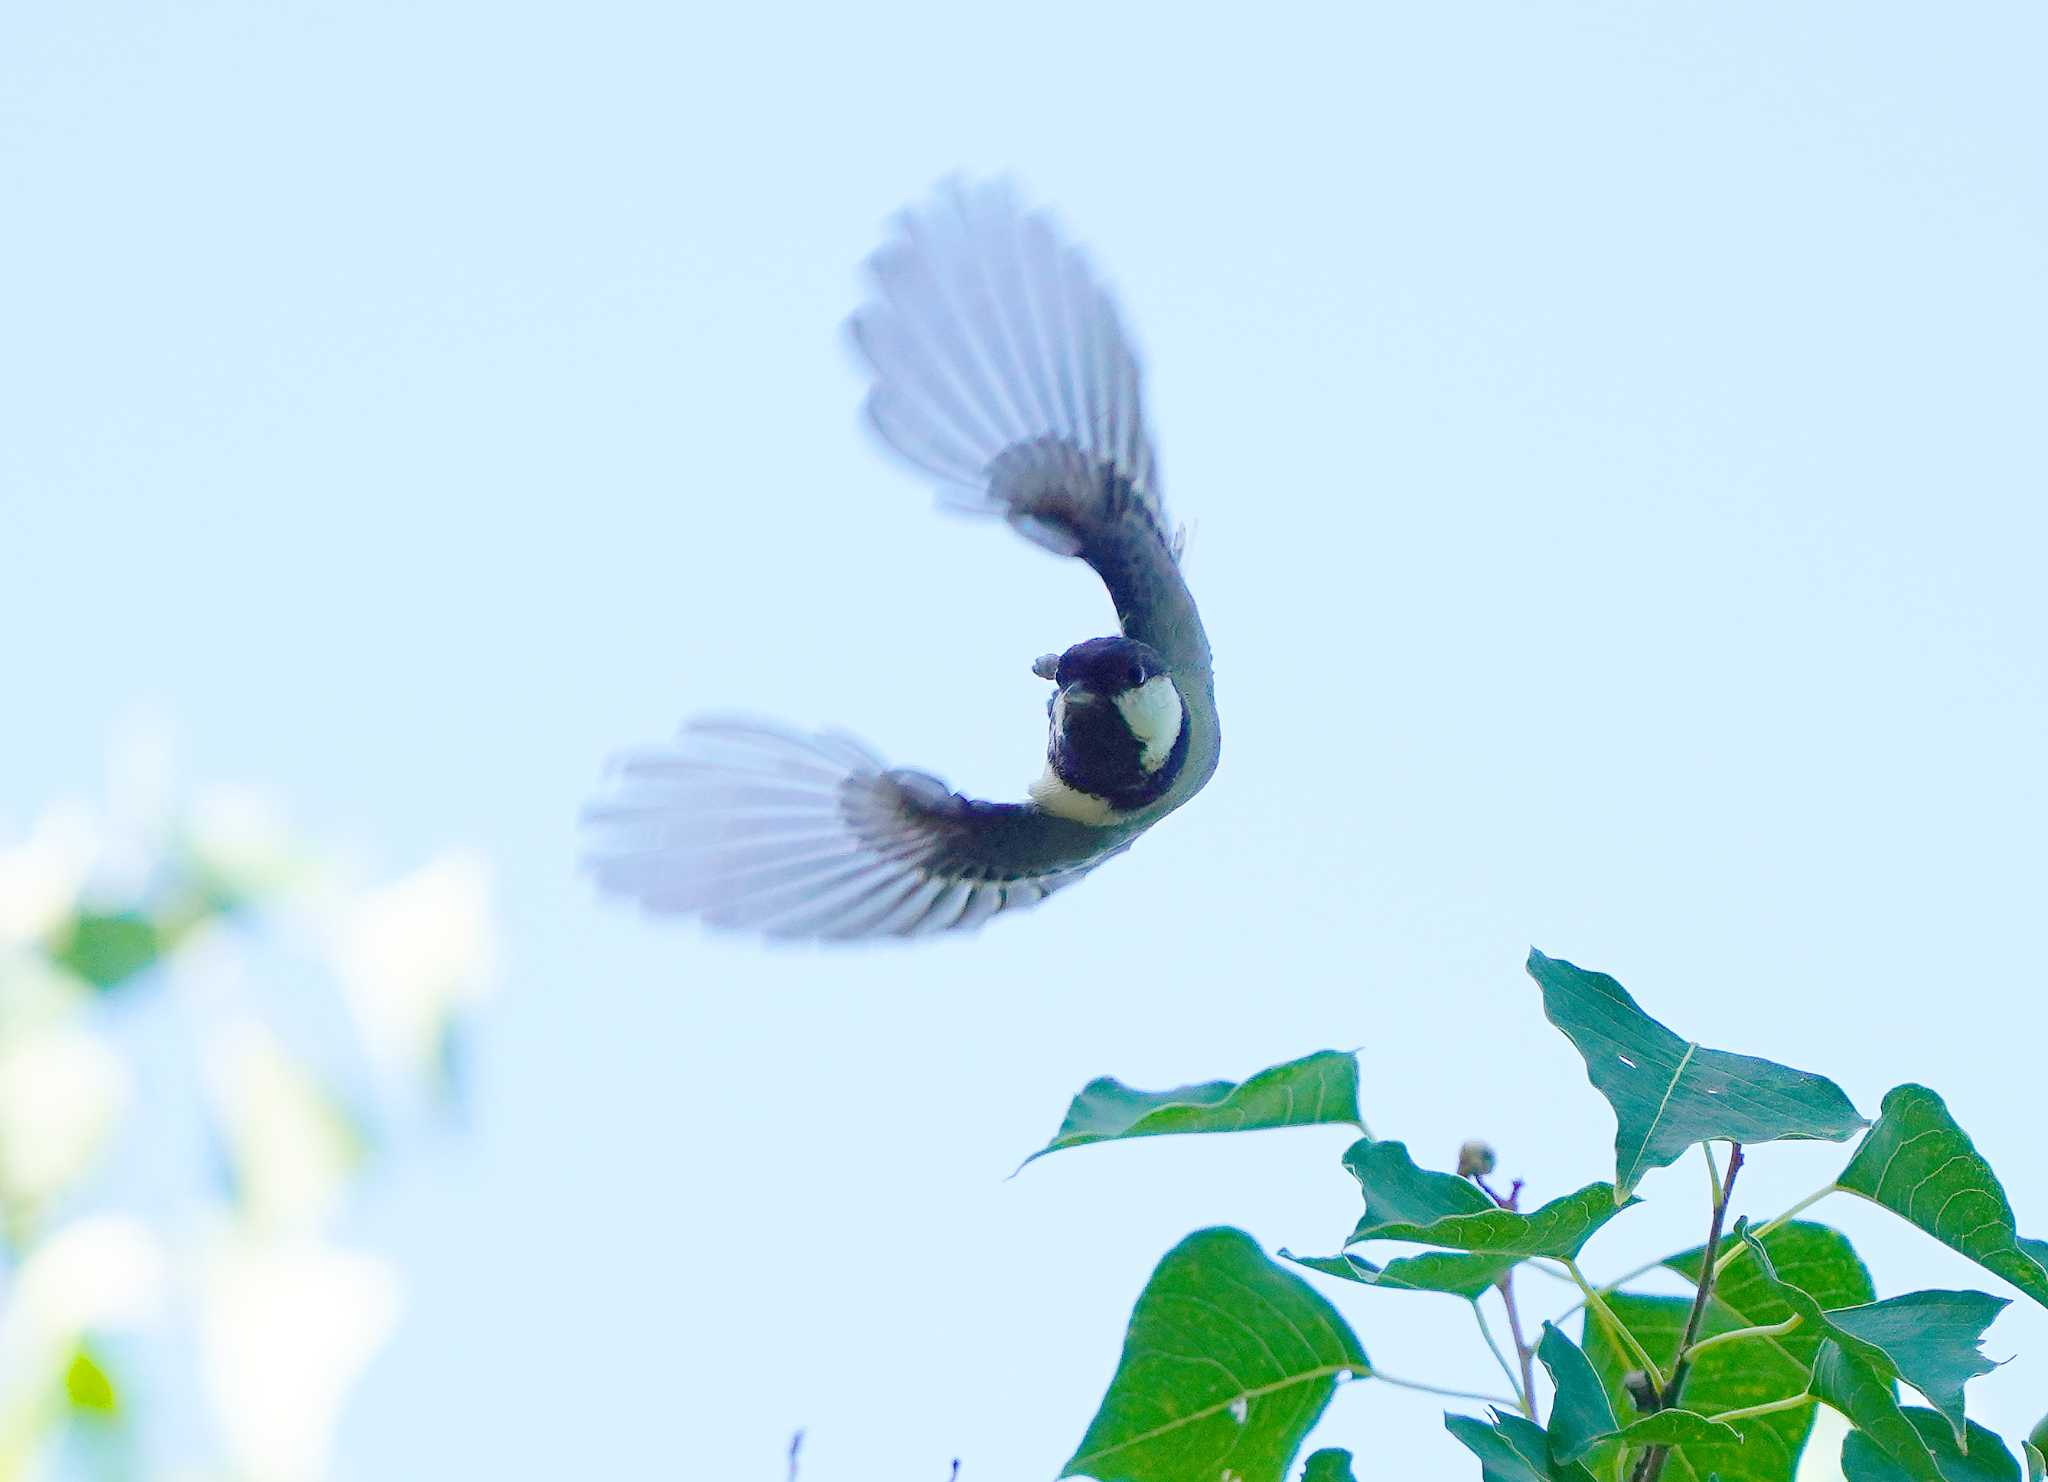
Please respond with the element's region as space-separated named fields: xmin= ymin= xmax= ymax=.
xmin=1028 ymin=767 xmax=1117 ymax=825
xmin=1114 ymin=676 xmax=1184 ymax=773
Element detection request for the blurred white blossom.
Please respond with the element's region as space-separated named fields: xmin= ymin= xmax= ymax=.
xmin=0 ymin=807 xmax=98 ymax=949
xmin=0 ymin=1024 xmax=129 ymax=1230
xmin=205 ymin=1023 xmax=365 ymax=1234
xmin=334 ymin=851 xmax=495 ymax=1083
xmin=199 ymin=1233 xmax=401 ymax=1482
xmin=0 ymin=1216 xmax=166 ymax=1401
xmin=185 ymin=786 xmax=298 ymax=904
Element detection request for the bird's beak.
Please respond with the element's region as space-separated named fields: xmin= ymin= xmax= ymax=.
xmin=1031 ymin=653 xmax=1060 ymax=681
xmin=1058 ymin=683 xmax=1101 ymax=710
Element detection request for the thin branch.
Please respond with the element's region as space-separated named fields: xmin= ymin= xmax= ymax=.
xmin=1496 ymin=1273 xmax=1538 ymax=1420
xmin=1710 ymin=1184 xmax=1834 ymax=1279
xmin=1473 ymin=1302 xmax=1526 ymax=1409
xmin=1682 ymin=1314 xmax=1801 ymax=1362
xmin=1709 ymin=1393 xmax=1814 ymax=1424
xmin=1631 ymin=1142 xmax=1745 ymax=1482
xmin=788 ymin=1431 xmax=803 ymax=1482
xmin=1565 ymin=1259 xmax=1665 ymax=1390
xmin=1372 ymin=1369 xmax=1524 ymax=1408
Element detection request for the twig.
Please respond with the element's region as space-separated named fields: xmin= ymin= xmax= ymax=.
xmin=1630 ymin=1143 xmax=1745 ymax=1482
xmin=1372 ymin=1369 xmax=1524 ymax=1408
xmin=1471 ymin=1166 xmax=1537 ymax=1417
xmin=1473 ymin=1302 xmax=1526 ymax=1409
xmin=1496 ymin=1273 xmax=1538 ymax=1420
xmin=1710 ymin=1184 xmax=1834 ymax=1279
xmin=1565 ymin=1259 xmax=1665 ymax=1389
xmin=788 ymin=1431 xmax=803 ymax=1481
xmin=1681 ymin=1314 xmax=1801 ymax=1361
xmin=1708 ymin=1393 xmax=1813 ymax=1424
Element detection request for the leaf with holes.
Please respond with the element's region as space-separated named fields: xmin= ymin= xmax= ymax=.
xmin=1809 ymin=1342 xmax=1942 ymax=1482
xmin=1738 ymin=1223 xmax=2004 ymax=1447
xmin=1839 ymin=1411 xmax=2022 ymax=1482
xmin=1582 ymin=1222 xmax=1875 ymax=1482
xmin=1063 ymin=1227 xmax=1369 ymax=1482
xmin=1022 ymin=1052 xmax=1363 ymax=1169
xmin=1836 ymin=1084 xmax=2048 ymax=1312
xmin=1529 ymin=950 xmax=1866 ymax=1199
xmin=1280 ymin=1247 xmax=1515 ymax=1301
xmin=1445 ymin=1410 xmax=1600 ymax=1482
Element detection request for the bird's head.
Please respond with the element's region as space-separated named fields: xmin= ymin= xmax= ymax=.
xmin=1031 ymin=637 xmax=1187 ymax=800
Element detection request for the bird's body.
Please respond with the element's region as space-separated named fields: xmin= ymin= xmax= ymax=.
xmin=584 ymin=181 xmax=1220 ymax=939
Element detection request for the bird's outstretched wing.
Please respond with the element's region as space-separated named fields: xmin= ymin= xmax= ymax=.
xmin=585 ymin=720 xmax=1126 ymax=940
xmin=848 ymin=180 xmax=1213 ymax=682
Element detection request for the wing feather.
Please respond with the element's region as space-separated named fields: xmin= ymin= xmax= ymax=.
xmin=583 ymin=720 xmax=1112 ymax=941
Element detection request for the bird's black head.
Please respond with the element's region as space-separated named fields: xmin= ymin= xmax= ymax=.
xmin=1048 ymin=635 xmax=1168 ymax=696
xmin=1031 ymin=635 xmax=1189 ymax=816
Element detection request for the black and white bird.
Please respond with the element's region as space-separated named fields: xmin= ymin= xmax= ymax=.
xmin=583 ymin=182 xmax=1220 ymax=939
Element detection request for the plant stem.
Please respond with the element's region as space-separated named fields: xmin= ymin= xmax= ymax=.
xmin=1681 ymin=1314 xmax=1801 ymax=1362
xmin=1473 ymin=1302 xmax=1527 ymax=1413
xmin=1565 ymin=1259 xmax=1665 ymax=1390
xmin=1708 ymin=1393 xmax=1814 ymax=1424
xmin=1710 ymin=1184 xmax=1834 ymax=1279
xmin=1496 ymin=1272 xmax=1539 ymax=1419
xmin=1630 ymin=1142 xmax=1745 ymax=1482
xmin=1371 ymin=1370 xmax=1523 ymax=1408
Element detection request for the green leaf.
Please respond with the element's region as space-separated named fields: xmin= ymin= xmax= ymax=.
xmin=1445 ymin=1410 xmax=1599 ymax=1482
xmin=1538 ymin=1322 xmax=1618 ymax=1464
xmin=1840 ymin=1411 xmax=2021 ymax=1482
xmin=1736 ymin=1222 xmax=2003 ymax=1446
xmin=1343 ymin=1138 xmax=1497 ymax=1238
xmin=1064 ymin=1228 xmax=1369 ymax=1482
xmin=1529 ymin=949 xmax=1866 ymax=1199
xmin=1302 ymin=1450 xmax=1358 ymax=1482
xmin=1836 ymin=1084 xmax=2048 ymax=1312
xmin=1023 ymin=1052 xmax=1362 ymax=1169
xmin=49 ymin=910 xmax=163 ymax=991
xmin=2022 ymin=1441 xmax=2042 ymax=1482
xmin=63 ymin=1345 xmax=118 ymax=1416
xmin=1583 ymin=1223 xmax=1875 ymax=1482
xmin=1281 ymin=1246 xmax=1514 ymax=1300
xmin=1809 ymin=1342 xmax=1940 ymax=1482
xmin=1356 ymin=1180 xmax=1634 ymax=1262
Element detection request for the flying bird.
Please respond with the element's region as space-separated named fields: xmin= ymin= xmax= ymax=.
xmin=583 ymin=182 xmax=1220 ymax=939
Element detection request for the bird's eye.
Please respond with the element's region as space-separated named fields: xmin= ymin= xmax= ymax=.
xmin=1126 ymin=663 xmax=1145 ymax=687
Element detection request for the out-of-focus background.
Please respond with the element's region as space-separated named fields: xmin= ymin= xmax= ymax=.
xmin=2 ymin=4 xmax=2043 ymax=1478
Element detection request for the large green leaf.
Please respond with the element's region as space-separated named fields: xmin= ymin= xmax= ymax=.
xmin=1809 ymin=1342 xmax=1940 ymax=1482
xmin=1301 ymin=1451 xmax=1358 ymax=1482
xmin=1582 ymin=1223 xmax=1875 ymax=1482
xmin=1529 ymin=950 xmax=1865 ymax=1199
xmin=1840 ymin=1411 xmax=2021 ymax=1482
xmin=1836 ymin=1085 xmax=2048 ymax=1311
xmin=1738 ymin=1222 xmax=2001 ymax=1447
xmin=2023 ymin=1441 xmax=2043 ymax=1482
xmin=1445 ymin=1411 xmax=1600 ymax=1482
xmin=1023 ymin=1052 xmax=1362 ymax=1168
xmin=1356 ymin=1180 xmax=1633 ymax=1261
xmin=1281 ymin=1247 xmax=1514 ymax=1301
xmin=1064 ymin=1228 xmax=1369 ymax=1482
xmin=1539 ymin=1322 xmax=1618 ymax=1464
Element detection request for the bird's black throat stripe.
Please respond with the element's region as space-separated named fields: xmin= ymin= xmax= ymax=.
xmin=1052 ymin=704 xmax=1190 ymax=813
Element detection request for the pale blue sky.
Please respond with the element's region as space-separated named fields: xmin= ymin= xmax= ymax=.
xmin=4 ymin=2 xmax=2045 ymax=1476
